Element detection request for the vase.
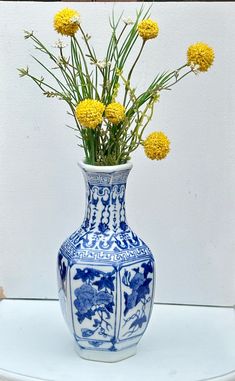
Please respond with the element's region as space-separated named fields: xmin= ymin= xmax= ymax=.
xmin=57 ymin=161 xmax=155 ymax=362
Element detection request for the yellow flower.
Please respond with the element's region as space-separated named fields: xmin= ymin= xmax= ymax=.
xmin=76 ymin=99 xmax=105 ymax=129
xmin=105 ymin=102 xmax=125 ymax=124
xmin=144 ymin=131 xmax=170 ymax=160
xmin=54 ymin=8 xmax=80 ymax=37
xmin=137 ymin=19 xmax=159 ymax=41
xmin=187 ymin=42 xmax=215 ymax=72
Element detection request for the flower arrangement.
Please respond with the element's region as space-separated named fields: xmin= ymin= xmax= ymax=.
xmin=19 ymin=7 xmax=214 ymax=166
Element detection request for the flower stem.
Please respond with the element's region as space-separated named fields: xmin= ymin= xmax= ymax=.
xmin=123 ymin=40 xmax=146 ymax=106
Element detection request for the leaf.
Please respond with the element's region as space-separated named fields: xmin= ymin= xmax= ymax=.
xmin=93 ymin=319 xmax=100 ymax=328
xmin=141 ymin=261 xmax=153 ymax=277
xmin=105 ymin=302 xmax=114 ymax=313
xmin=136 ymin=278 xmax=152 ymax=305
xmin=85 ymin=309 xmax=96 ymax=320
xmin=88 ymin=340 xmax=103 ymax=347
xmin=73 ymin=268 xmax=84 ymax=280
xmin=74 ymin=268 xmax=101 ymax=282
xmin=129 ymin=315 xmax=147 ymax=330
xmin=103 ymin=276 xmax=115 ymax=291
xmin=81 ymin=328 xmax=94 ymax=338
xmin=93 ymin=279 xmax=104 ymax=291
xmin=76 ymin=308 xmax=96 ymax=324
xmin=93 ymin=274 xmax=115 ymax=291
xmin=123 ymin=291 xmax=130 ymax=316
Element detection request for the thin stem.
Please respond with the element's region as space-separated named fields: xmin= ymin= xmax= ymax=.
xmin=163 ymin=69 xmax=192 ymax=90
xmin=80 ymin=26 xmax=103 ymax=78
xmin=73 ymin=36 xmax=93 ymax=97
xmin=123 ymin=40 xmax=145 ymax=106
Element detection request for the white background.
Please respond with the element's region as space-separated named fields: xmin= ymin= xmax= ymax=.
xmin=0 ymin=1 xmax=234 ymax=305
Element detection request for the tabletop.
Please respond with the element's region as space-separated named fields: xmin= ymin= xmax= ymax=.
xmin=0 ymin=300 xmax=234 ymax=381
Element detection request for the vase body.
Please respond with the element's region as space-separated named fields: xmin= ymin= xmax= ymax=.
xmin=57 ymin=162 xmax=155 ymax=362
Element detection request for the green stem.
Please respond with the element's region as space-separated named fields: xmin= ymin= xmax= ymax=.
xmin=73 ymin=36 xmax=93 ymax=98
xmin=163 ymin=69 xmax=192 ymax=90
xmin=123 ymin=40 xmax=145 ymax=106
xmin=80 ymin=26 xmax=103 ymax=78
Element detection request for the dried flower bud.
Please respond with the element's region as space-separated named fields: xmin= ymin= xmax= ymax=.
xmin=52 ymin=39 xmax=68 ymax=49
xmin=123 ymin=17 xmax=134 ymax=26
xmin=24 ymin=30 xmax=34 ymax=40
xmin=82 ymin=33 xmax=91 ymax=41
xmin=18 ymin=67 xmax=29 ymax=77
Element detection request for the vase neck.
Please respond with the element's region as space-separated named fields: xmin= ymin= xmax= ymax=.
xmin=80 ymin=164 xmax=132 ymax=233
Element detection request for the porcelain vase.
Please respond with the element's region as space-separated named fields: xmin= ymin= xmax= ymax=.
xmin=57 ymin=161 xmax=155 ymax=362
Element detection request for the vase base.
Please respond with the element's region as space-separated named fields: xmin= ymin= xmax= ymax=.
xmin=75 ymin=345 xmax=137 ymax=363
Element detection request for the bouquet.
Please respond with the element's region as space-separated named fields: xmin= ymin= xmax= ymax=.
xmin=18 ymin=6 xmax=215 ymax=166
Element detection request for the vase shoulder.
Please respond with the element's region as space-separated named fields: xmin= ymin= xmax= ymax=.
xmin=60 ymin=225 xmax=153 ymax=265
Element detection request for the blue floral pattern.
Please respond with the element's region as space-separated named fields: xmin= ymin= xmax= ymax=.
xmin=73 ymin=267 xmax=115 ymax=339
xmin=122 ymin=261 xmax=154 ymax=337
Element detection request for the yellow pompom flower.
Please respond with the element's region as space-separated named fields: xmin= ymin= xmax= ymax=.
xmin=105 ymin=102 xmax=125 ymax=125
xmin=138 ymin=19 xmax=159 ymax=41
xmin=54 ymin=8 xmax=80 ymax=36
xmin=187 ymin=42 xmax=215 ymax=72
xmin=76 ymin=99 xmax=105 ymax=129
xmin=144 ymin=131 xmax=170 ymax=160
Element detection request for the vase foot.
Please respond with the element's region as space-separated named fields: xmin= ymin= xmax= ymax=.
xmin=75 ymin=345 xmax=137 ymax=363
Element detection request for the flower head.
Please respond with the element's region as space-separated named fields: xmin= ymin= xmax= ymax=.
xmin=52 ymin=39 xmax=68 ymax=49
xmin=130 ymin=272 xmax=145 ymax=290
xmin=105 ymin=102 xmax=125 ymax=125
xmin=76 ymin=99 xmax=105 ymax=129
xmin=187 ymin=42 xmax=215 ymax=72
xmin=95 ymin=291 xmax=113 ymax=306
xmin=138 ymin=19 xmax=159 ymax=41
xmin=74 ymin=284 xmax=96 ymax=314
xmin=123 ymin=17 xmax=134 ymax=26
xmin=144 ymin=131 xmax=170 ymax=160
xmin=24 ymin=30 xmax=34 ymax=40
xmin=90 ymin=59 xmax=111 ymax=70
xmin=18 ymin=67 xmax=29 ymax=78
xmin=54 ymin=8 xmax=80 ymax=36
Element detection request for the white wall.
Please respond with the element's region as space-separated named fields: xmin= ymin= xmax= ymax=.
xmin=0 ymin=1 xmax=235 ymax=305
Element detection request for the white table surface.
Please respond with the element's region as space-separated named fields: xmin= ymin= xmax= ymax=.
xmin=0 ymin=300 xmax=234 ymax=381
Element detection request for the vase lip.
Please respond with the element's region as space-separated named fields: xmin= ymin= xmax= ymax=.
xmin=78 ymin=160 xmax=133 ymax=173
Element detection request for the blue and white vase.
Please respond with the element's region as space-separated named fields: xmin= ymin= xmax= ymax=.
xmin=57 ymin=162 xmax=155 ymax=362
